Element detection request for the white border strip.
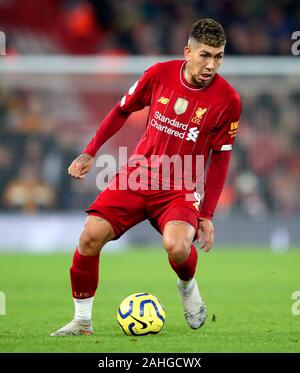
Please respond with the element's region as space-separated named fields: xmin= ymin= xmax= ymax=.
xmin=0 ymin=56 xmax=299 ymax=75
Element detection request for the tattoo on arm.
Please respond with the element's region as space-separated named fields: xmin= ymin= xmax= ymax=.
xmin=77 ymin=154 xmax=91 ymax=165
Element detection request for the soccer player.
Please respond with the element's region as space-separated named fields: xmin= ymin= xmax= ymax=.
xmin=51 ymin=18 xmax=242 ymax=336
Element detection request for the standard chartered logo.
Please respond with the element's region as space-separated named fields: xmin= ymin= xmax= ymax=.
xmin=152 ymin=111 xmax=200 ymax=142
xmin=154 ymin=111 xmax=188 ymax=130
xmin=186 ymin=127 xmax=199 ymax=142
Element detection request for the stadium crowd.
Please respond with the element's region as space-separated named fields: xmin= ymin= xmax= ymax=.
xmin=0 ymin=0 xmax=299 ymax=55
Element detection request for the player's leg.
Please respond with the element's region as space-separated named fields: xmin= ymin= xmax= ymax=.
xmin=162 ymin=218 xmax=206 ymax=330
xmin=51 ymin=181 xmax=146 ymax=336
xmin=150 ymin=195 xmax=199 ymax=281
xmin=50 ymin=216 xmax=115 ymax=336
xmin=162 ymin=219 xmax=197 ymax=279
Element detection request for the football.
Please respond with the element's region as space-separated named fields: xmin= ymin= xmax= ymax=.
xmin=117 ymin=292 xmax=166 ymax=336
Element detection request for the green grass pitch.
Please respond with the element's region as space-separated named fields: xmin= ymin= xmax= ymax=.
xmin=0 ymin=247 xmax=299 ymax=352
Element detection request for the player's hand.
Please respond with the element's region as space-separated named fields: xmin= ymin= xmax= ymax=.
xmin=196 ymin=218 xmax=214 ymax=252
xmin=68 ymin=153 xmax=94 ymax=180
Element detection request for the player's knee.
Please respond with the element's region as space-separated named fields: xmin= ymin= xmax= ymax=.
xmin=163 ymin=235 xmax=191 ymax=264
xmin=78 ymin=229 xmax=106 ymax=256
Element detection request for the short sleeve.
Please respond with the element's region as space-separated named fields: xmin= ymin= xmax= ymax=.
xmin=211 ymin=93 xmax=242 ymax=151
xmin=120 ymin=64 xmax=158 ymax=114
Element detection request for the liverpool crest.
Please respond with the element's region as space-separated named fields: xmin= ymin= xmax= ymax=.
xmin=191 ymin=107 xmax=208 ymax=124
xmin=174 ymin=98 xmax=189 ymax=115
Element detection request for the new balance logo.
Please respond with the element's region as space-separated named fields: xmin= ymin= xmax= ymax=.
xmin=158 ymin=96 xmax=170 ymax=105
xmin=186 ymin=127 xmax=199 ymax=142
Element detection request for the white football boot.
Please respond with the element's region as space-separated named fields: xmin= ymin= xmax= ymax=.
xmin=177 ymin=278 xmax=207 ymax=329
xmin=50 ymin=319 xmax=93 ymax=336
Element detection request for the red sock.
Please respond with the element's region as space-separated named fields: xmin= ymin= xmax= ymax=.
xmin=168 ymin=244 xmax=198 ymax=281
xmin=70 ymin=248 xmax=99 ymax=299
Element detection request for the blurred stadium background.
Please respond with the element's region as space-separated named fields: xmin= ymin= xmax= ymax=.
xmin=0 ymin=0 xmax=299 ymax=252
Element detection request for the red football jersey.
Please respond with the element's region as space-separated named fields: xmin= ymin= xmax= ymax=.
xmin=119 ymin=60 xmax=242 ymax=193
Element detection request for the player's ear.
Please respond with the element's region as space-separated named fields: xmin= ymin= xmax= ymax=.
xmin=184 ymin=45 xmax=191 ymax=60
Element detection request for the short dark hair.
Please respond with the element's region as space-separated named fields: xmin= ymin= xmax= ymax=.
xmin=189 ymin=18 xmax=226 ymax=47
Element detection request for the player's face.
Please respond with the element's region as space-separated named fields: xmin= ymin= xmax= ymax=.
xmin=184 ymin=43 xmax=225 ymax=87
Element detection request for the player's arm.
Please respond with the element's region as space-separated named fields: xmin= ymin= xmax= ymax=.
xmin=68 ymin=65 xmax=158 ymax=180
xmin=196 ymin=150 xmax=231 ymax=251
xmin=68 ymin=104 xmax=129 ymax=179
xmin=197 ymin=94 xmax=242 ymax=251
